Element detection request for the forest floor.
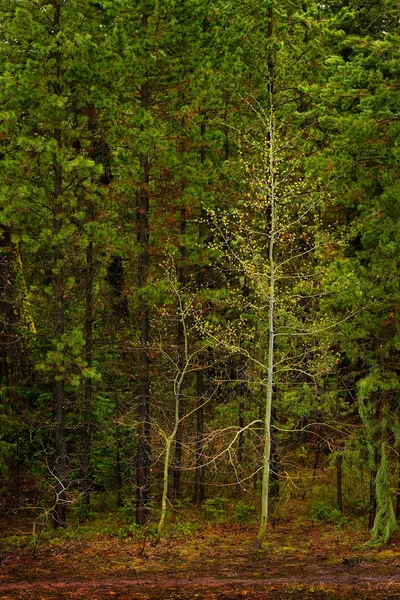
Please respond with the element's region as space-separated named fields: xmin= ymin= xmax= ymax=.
xmin=1 ymin=518 xmax=400 ymax=599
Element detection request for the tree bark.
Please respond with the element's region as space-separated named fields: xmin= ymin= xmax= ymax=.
xmin=52 ymin=147 xmax=67 ymax=529
xmin=369 ymin=446 xmax=378 ymax=531
xmin=396 ymin=453 xmax=400 ymax=521
xmin=238 ymin=398 xmax=244 ymax=465
xmin=136 ymin=64 xmax=151 ymax=525
xmin=336 ymin=453 xmax=343 ymax=513
xmin=270 ymin=408 xmax=279 ymax=501
xmin=194 ymin=111 xmax=207 ymax=505
xmin=116 ymin=424 xmax=123 ymax=508
xmin=194 ymin=370 xmax=205 ymax=505
xmin=173 ymin=209 xmax=187 ymax=499
xmin=255 ymin=92 xmax=276 ymax=550
xmin=81 ymin=238 xmax=93 ymax=509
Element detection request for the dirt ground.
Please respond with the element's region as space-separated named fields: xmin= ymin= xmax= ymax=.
xmin=1 ymin=521 xmax=400 ymax=599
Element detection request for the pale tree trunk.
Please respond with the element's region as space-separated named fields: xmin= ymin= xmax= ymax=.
xmin=156 ymin=279 xmax=191 ymax=541
xmin=156 ymin=381 xmax=182 ymax=541
xmin=255 ymin=104 xmax=276 ymax=550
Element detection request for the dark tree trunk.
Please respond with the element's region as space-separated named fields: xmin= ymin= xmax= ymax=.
xmin=106 ymin=254 xmax=129 ymax=510
xmin=173 ymin=209 xmax=187 ymax=499
xmin=136 ymin=175 xmax=151 ymax=525
xmin=116 ymin=426 xmax=123 ymax=508
xmin=80 ymin=103 xmax=113 ymax=510
xmin=270 ymin=408 xmax=279 ymax=500
xmin=81 ymin=238 xmax=93 ymax=509
xmin=369 ymin=468 xmax=377 ymax=530
xmin=172 ymin=318 xmax=184 ymax=499
xmin=194 ymin=110 xmax=207 ymax=505
xmin=53 ymin=377 xmax=67 ymax=528
xmin=53 ymin=154 xmax=67 ymax=529
xmin=194 ymin=370 xmax=205 ymax=505
xmin=136 ymin=65 xmax=151 ymax=525
xmin=238 ymin=399 xmax=244 ymax=465
xmin=396 ymin=453 xmax=400 ymax=521
xmin=51 ymin=3 xmax=67 ymax=530
xmin=106 ymin=256 xmax=129 ymax=320
xmin=173 ymin=409 xmax=182 ymax=499
xmin=336 ymin=453 xmax=343 ymax=513
xmin=369 ymin=447 xmax=378 ymax=530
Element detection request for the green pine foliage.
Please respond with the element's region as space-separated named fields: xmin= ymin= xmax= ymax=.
xmin=0 ymin=0 xmax=399 ymax=545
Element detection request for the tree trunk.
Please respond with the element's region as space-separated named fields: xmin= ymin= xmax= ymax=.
xmin=116 ymin=424 xmax=123 ymax=508
xmin=194 ymin=110 xmax=207 ymax=506
xmin=173 ymin=414 xmax=182 ymax=499
xmin=270 ymin=408 xmax=279 ymax=501
xmin=336 ymin=453 xmax=343 ymax=513
xmin=53 ymin=157 xmax=67 ymax=529
xmin=255 ymin=91 xmax=276 ymax=551
xmin=136 ymin=67 xmax=151 ymax=525
xmin=396 ymin=452 xmax=400 ymax=521
xmin=81 ymin=239 xmax=93 ymax=509
xmin=369 ymin=447 xmax=378 ymax=531
xmin=173 ymin=209 xmax=187 ymax=499
xmin=238 ymin=398 xmax=244 ymax=465
xmin=50 ymin=2 xmax=67 ymax=530
xmin=194 ymin=370 xmax=205 ymax=505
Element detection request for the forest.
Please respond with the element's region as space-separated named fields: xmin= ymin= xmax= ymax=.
xmin=1 ymin=0 xmax=400 ymax=569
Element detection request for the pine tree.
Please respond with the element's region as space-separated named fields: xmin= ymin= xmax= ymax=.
xmin=308 ymin=0 xmax=400 ymax=542
xmin=0 ymin=0 xmax=110 ymax=526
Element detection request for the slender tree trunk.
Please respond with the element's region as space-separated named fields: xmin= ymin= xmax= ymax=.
xmin=156 ymin=280 xmax=195 ymax=540
xmin=313 ymin=440 xmax=321 ymax=478
xmin=105 ymin=255 xmax=129 ymax=510
xmin=173 ymin=209 xmax=187 ymax=499
xmin=50 ymin=1 xmax=67 ymax=530
xmin=156 ymin=320 xmax=188 ymax=539
xmin=255 ymin=100 xmax=276 ymax=550
xmin=53 ymin=144 xmax=67 ymax=529
xmin=369 ymin=447 xmax=378 ymax=531
xmin=116 ymin=423 xmax=123 ymax=508
xmin=270 ymin=408 xmax=279 ymax=500
xmin=136 ymin=62 xmax=151 ymax=525
xmin=396 ymin=453 xmax=400 ymax=521
xmin=255 ymin=13 xmax=276 ymax=546
xmin=337 ymin=453 xmax=343 ymax=513
xmin=238 ymin=398 xmax=244 ymax=465
xmin=194 ymin=112 xmax=207 ymax=505
xmin=173 ymin=404 xmax=182 ymax=498
xmin=156 ymin=387 xmax=180 ymax=540
xmin=81 ymin=238 xmax=93 ymax=509
xmin=194 ymin=370 xmax=205 ymax=504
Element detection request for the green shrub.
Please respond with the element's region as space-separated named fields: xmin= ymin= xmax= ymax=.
xmin=173 ymin=520 xmax=192 ymax=536
xmin=203 ymin=497 xmax=228 ymax=521
xmin=233 ymin=502 xmax=255 ymax=523
xmin=310 ymin=500 xmax=349 ymax=528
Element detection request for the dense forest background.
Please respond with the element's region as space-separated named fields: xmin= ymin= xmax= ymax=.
xmin=0 ymin=0 xmax=399 ymax=546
